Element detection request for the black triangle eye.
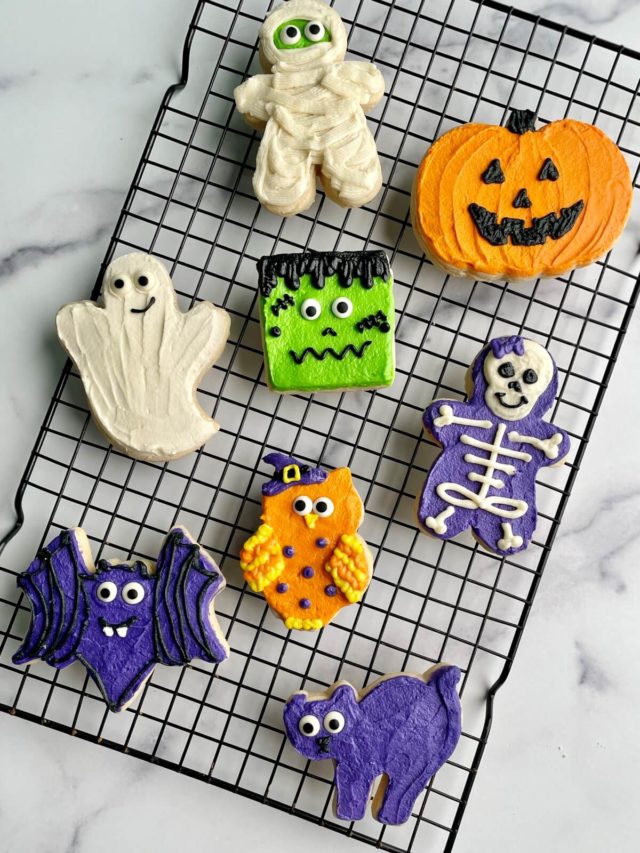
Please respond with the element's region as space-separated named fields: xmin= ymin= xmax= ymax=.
xmin=539 ymin=158 xmax=559 ymax=181
xmin=481 ymin=159 xmax=505 ymax=184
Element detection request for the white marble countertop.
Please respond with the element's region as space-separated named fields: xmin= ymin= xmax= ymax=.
xmin=1 ymin=1 xmax=640 ymax=851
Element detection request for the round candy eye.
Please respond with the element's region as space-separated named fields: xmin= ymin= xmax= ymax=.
xmin=122 ymin=581 xmax=146 ymax=604
xmin=293 ymin=495 xmax=313 ymax=516
xmin=304 ymin=21 xmax=326 ymax=42
xmin=323 ymin=710 xmax=345 ymax=733
xmin=522 ymin=368 xmax=538 ymax=384
xmin=280 ymin=24 xmax=301 ymax=45
xmin=137 ymin=275 xmax=149 ymax=287
xmin=497 ymin=362 xmax=515 ymax=378
xmin=96 ymin=581 xmax=117 ymax=603
xmin=301 ymin=298 xmax=321 ymax=320
xmin=313 ymin=497 xmax=334 ymax=518
xmin=298 ymin=714 xmax=321 ymax=737
xmin=111 ymin=277 xmax=129 ymax=294
xmin=331 ymin=297 xmax=353 ymax=318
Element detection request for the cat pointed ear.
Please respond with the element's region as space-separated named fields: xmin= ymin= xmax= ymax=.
xmin=330 ymin=683 xmax=358 ymax=707
xmin=287 ymin=691 xmax=308 ymax=708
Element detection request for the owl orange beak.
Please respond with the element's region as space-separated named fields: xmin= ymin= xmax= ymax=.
xmin=304 ymin=513 xmax=318 ymax=529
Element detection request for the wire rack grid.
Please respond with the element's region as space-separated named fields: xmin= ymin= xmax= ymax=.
xmin=1 ymin=0 xmax=640 ymax=850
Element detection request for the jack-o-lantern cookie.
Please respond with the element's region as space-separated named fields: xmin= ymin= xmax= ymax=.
xmin=240 ymin=453 xmax=373 ymax=630
xmin=411 ymin=109 xmax=632 ymax=280
xmin=417 ymin=335 xmax=570 ymax=555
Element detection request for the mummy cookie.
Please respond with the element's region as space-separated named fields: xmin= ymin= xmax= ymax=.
xmin=56 ymin=252 xmax=230 ymax=462
xmin=234 ymin=0 xmax=385 ymax=216
xmin=283 ymin=665 xmax=462 ymax=824
xmin=240 ymin=453 xmax=373 ymax=630
xmin=412 ymin=109 xmax=632 ymax=280
xmin=417 ymin=336 xmax=571 ymax=555
xmin=12 ymin=526 xmax=229 ymax=712
xmin=258 ymin=250 xmax=394 ymax=393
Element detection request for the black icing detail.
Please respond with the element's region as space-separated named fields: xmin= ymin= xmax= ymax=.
xmin=523 ymin=368 xmax=538 ymax=384
xmin=356 ymin=310 xmax=390 ymax=333
xmin=289 ymin=341 xmax=372 ymax=365
xmin=512 ymin=188 xmax=532 ymax=209
xmin=257 ymin=251 xmax=391 ymax=297
xmin=271 ymin=293 xmax=295 ymax=316
xmin=497 ymin=362 xmax=515 ymax=378
xmin=270 ymin=327 xmax=281 ymax=337
xmin=468 ymin=200 xmax=584 ymax=246
xmin=539 ymin=157 xmax=560 ymax=181
xmin=317 ymin=735 xmax=332 ymax=753
xmin=495 ymin=392 xmax=528 ymax=409
xmin=322 ymin=327 xmax=337 ymax=337
xmin=131 ymin=296 xmax=156 ymax=315
xmin=481 ymin=159 xmax=505 ymax=184
xmin=505 ymin=109 xmax=537 ymax=135
xmin=98 ymin=616 xmax=137 ymax=630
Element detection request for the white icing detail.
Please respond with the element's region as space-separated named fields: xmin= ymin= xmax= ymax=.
xmin=425 ymin=507 xmax=455 ymax=534
xmin=56 ymin=253 xmax=230 ymax=462
xmin=497 ymin=523 xmax=524 ymax=552
xmin=116 ymin=626 xmax=129 ymax=638
xmin=460 ymin=433 xmax=532 ymax=462
xmin=433 ymin=404 xmax=492 ymax=430
xmin=483 ymin=339 xmax=554 ymax=421
xmin=508 ymin=431 xmax=563 ymax=460
xmin=102 ymin=626 xmax=114 ymax=638
xmin=468 ymin=472 xmax=504 ymax=488
xmin=463 ymin=454 xmax=516 ymax=475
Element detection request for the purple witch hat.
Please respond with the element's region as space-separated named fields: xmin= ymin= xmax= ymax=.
xmin=262 ymin=452 xmax=327 ymax=496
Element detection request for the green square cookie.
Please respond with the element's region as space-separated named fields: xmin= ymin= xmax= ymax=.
xmin=258 ymin=251 xmax=395 ymax=394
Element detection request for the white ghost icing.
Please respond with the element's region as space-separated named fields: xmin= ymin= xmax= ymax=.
xmin=483 ymin=339 xmax=554 ymax=421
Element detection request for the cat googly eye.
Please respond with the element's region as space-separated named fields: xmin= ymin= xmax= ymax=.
xmin=301 ymin=298 xmax=322 ymax=320
xmin=122 ymin=581 xmax=146 ymax=604
xmin=331 ymin=297 xmax=353 ymax=318
xmin=323 ymin=711 xmax=345 ymax=733
xmin=497 ymin=362 xmax=515 ymax=378
xmin=313 ymin=497 xmax=334 ymax=518
xmin=280 ymin=24 xmax=301 ymax=45
xmin=298 ymin=714 xmax=321 ymax=737
xmin=293 ymin=496 xmax=313 ymax=516
xmin=96 ymin=581 xmax=117 ymax=603
xmin=304 ymin=21 xmax=326 ymax=42
xmin=522 ymin=368 xmax=538 ymax=384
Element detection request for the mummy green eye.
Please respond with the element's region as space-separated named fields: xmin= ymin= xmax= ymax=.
xmin=304 ymin=21 xmax=325 ymax=42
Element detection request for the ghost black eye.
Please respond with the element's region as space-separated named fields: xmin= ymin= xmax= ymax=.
xmin=498 ymin=362 xmax=515 ymax=378
xmin=522 ymin=368 xmax=538 ymax=384
xmin=138 ymin=275 xmax=149 ymax=286
xmin=114 ymin=279 xmax=125 ymax=289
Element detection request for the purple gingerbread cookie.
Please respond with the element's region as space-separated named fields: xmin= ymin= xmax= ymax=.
xmin=13 ymin=526 xmax=229 ymax=711
xmin=283 ymin=665 xmax=461 ymax=825
xmin=417 ymin=335 xmax=570 ymax=555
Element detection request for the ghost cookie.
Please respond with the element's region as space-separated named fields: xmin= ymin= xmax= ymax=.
xmin=283 ymin=665 xmax=462 ymax=825
xmin=234 ymin=0 xmax=385 ymax=216
xmin=240 ymin=453 xmax=373 ymax=630
xmin=412 ymin=109 xmax=632 ymax=280
xmin=56 ymin=252 xmax=231 ymax=462
xmin=417 ymin=335 xmax=571 ymax=555
xmin=258 ymin=250 xmax=394 ymax=393
xmin=12 ymin=526 xmax=229 ymax=712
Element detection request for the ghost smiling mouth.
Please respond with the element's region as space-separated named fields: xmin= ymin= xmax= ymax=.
xmin=468 ymin=200 xmax=584 ymax=246
xmin=289 ymin=340 xmax=371 ymax=365
xmin=130 ymin=296 xmax=156 ymax=315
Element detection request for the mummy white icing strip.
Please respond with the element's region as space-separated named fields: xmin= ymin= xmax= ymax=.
xmin=56 ymin=253 xmax=231 ymax=462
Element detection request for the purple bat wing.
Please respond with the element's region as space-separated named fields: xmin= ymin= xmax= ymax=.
xmin=13 ymin=529 xmax=89 ymax=668
xmin=153 ymin=528 xmax=228 ymax=666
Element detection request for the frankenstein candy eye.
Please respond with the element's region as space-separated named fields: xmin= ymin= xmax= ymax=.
xmin=299 ymin=714 xmax=321 ymax=737
xmin=522 ymin=368 xmax=538 ymax=384
xmin=323 ymin=710 xmax=345 ymax=733
xmin=96 ymin=581 xmax=117 ymax=603
xmin=281 ymin=24 xmax=301 ymax=45
xmin=313 ymin=497 xmax=334 ymax=518
xmin=497 ymin=362 xmax=515 ymax=378
xmin=293 ymin=495 xmax=313 ymax=516
xmin=331 ymin=297 xmax=353 ymax=318
xmin=122 ymin=581 xmax=146 ymax=604
xmin=301 ymin=298 xmax=321 ymax=320
xmin=304 ymin=21 xmax=326 ymax=42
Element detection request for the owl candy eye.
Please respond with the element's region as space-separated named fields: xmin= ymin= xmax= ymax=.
xmin=331 ymin=297 xmax=353 ymax=318
xmin=323 ymin=710 xmax=345 ymax=733
xmin=301 ymin=298 xmax=322 ymax=320
xmin=298 ymin=714 xmax=320 ymax=737
xmin=96 ymin=581 xmax=117 ymax=603
xmin=497 ymin=362 xmax=515 ymax=378
xmin=122 ymin=581 xmax=146 ymax=604
xmin=304 ymin=21 xmax=326 ymax=42
xmin=281 ymin=24 xmax=301 ymax=45
xmin=293 ymin=495 xmax=313 ymax=516
xmin=313 ymin=497 xmax=334 ymax=517
xmin=522 ymin=368 xmax=538 ymax=384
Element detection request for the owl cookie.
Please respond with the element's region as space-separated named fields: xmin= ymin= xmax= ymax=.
xmin=12 ymin=526 xmax=229 ymax=711
xmin=258 ymin=250 xmax=395 ymax=393
xmin=283 ymin=665 xmax=462 ymax=824
xmin=234 ymin=0 xmax=385 ymax=216
xmin=411 ymin=109 xmax=632 ymax=280
xmin=240 ymin=453 xmax=373 ymax=630
xmin=56 ymin=252 xmax=230 ymax=462
xmin=417 ymin=336 xmax=571 ymax=555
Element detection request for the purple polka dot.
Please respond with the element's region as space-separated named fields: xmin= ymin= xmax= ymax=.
xmin=301 ymin=566 xmax=314 ymax=579
xmin=325 ymin=584 xmax=338 ymax=597
xmin=316 ymin=537 xmax=329 ymax=548
xmin=283 ymin=545 xmax=295 ymax=558
xmin=299 ymin=598 xmax=311 ymax=609
xmin=276 ymin=582 xmax=288 ymax=594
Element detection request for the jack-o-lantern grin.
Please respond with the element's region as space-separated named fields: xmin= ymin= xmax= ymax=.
xmin=468 ymin=199 xmax=585 ymax=247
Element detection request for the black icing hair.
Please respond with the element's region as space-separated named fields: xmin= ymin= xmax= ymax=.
xmin=258 ymin=250 xmax=391 ymax=298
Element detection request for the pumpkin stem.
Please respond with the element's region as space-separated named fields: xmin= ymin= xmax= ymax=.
xmin=506 ymin=109 xmax=537 ymax=134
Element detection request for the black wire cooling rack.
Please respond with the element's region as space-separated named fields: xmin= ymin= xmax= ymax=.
xmin=1 ymin=0 xmax=640 ymax=850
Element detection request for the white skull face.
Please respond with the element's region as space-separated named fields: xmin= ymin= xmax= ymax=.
xmin=483 ymin=339 xmax=554 ymax=421
xmin=260 ymin=0 xmax=347 ymax=71
xmin=101 ymin=253 xmax=174 ymax=316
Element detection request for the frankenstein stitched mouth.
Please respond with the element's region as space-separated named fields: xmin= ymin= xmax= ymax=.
xmin=98 ymin=616 xmax=137 ymax=638
xmin=130 ymin=296 xmax=156 ymax=314
xmin=289 ymin=340 xmax=372 ymax=365
xmin=495 ymin=392 xmax=528 ymax=409
xmin=468 ymin=200 xmax=584 ymax=246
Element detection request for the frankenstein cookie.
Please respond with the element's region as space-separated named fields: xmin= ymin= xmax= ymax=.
xmin=234 ymin=0 xmax=385 ymax=216
xmin=412 ymin=109 xmax=632 ymax=280
xmin=283 ymin=665 xmax=462 ymax=824
xmin=417 ymin=335 xmax=571 ymax=555
xmin=258 ymin=250 xmax=395 ymax=393
xmin=240 ymin=453 xmax=373 ymax=630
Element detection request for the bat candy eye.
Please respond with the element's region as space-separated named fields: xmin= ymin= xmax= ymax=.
xmin=323 ymin=710 xmax=345 ymax=733
xmin=331 ymin=297 xmax=353 ymax=318
xmin=304 ymin=21 xmax=326 ymax=42
xmin=292 ymin=495 xmax=313 ymax=516
xmin=522 ymin=368 xmax=538 ymax=384
xmin=96 ymin=581 xmax=117 ymax=603
xmin=298 ymin=714 xmax=321 ymax=737
xmin=122 ymin=581 xmax=146 ymax=604
xmin=300 ymin=298 xmax=322 ymax=320
xmin=280 ymin=24 xmax=301 ymax=45
xmin=497 ymin=362 xmax=515 ymax=378
xmin=313 ymin=497 xmax=334 ymax=517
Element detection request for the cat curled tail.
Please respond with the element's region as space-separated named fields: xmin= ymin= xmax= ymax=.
xmin=283 ymin=665 xmax=462 ymax=825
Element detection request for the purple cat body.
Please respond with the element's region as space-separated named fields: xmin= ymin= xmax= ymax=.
xmin=418 ymin=336 xmax=570 ymax=554
xmin=283 ymin=666 xmax=462 ymax=825
xmin=13 ymin=526 xmax=229 ymax=711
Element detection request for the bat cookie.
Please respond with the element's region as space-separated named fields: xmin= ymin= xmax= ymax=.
xmin=283 ymin=665 xmax=462 ymax=825
xmin=258 ymin=250 xmax=395 ymax=393
xmin=13 ymin=526 xmax=229 ymax=711
xmin=240 ymin=453 xmax=373 ymax=630
xmin=234 ymin=0 xmax=385 ymax=216
xmin=56 ymin=252 xmax=230 ymax=462
xmin=412 ymin=108 xmax=632 ymax=280
xmin=417 ymin=335 xmax=570 ymax=555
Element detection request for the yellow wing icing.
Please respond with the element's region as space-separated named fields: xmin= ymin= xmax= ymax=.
xmin=239 ymin=524 xmax=285 ymax=592
xmin=325 ymin=534 xmax=371 ymax=604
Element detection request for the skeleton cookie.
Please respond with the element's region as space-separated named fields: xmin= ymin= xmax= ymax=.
xmin=56 ymin=253 xmax=230 ymax=462
xmin=417 ymin=336 xmax=570 ymax=555
xmin=234 ymin=0 xmax=385 ymax=216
